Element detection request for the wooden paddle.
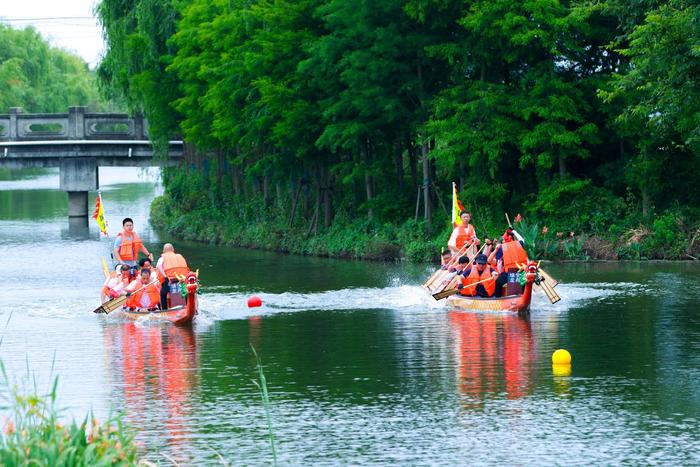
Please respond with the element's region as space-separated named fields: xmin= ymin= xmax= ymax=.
xmin=101 ymin=257 xmax=110 ymax=279
xmin=538 ymin=268 xmax=559 ymax=288
xmin=430 ymin=240 xmax=487 ymax=294
xmin=433 ymin=275 xmax=497 ymax=300
xmin=538 ymin=277 xmax=561 ymax=303
xmin=423 ymin=241 xmax=472 ymax=291
xmin=93 ymin=280 xmax=158 ymax=314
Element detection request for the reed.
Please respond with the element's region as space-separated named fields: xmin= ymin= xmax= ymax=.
xmin=0 ymin=313 xmax=140 ymax=465
xmin=0 ymin=363 xmax=139 ymax=465
xmin=251 ymin=346 xmax=277 ymax=466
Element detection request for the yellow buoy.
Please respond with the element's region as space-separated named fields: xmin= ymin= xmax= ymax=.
xmin=552 ymin=364 xmax=572 ymax=377
xmin=552 ymin=349 xmax=572 ymax=365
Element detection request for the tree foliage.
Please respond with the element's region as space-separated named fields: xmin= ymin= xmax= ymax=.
xmin=96 ymin=0 xmax=700 ymax=246
xmin=0 ymin=24 xmax=107 ymax=112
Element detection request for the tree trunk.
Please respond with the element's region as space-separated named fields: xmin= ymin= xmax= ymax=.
xmin=642 ymin=187 xmax=650 ymax=219
xmin=263 ymin=173 xmax=270 ymax=208
xmin=323 ymin=166 xmax=332 ymax=228
xmin=233 ymin=146 xmax=241 ymax=197
xmin=408 ymin=136 xmax=417 ymax=189
xmin=395 ymin=140 xmax=404 ymax=190
xmin=215 ymin=149 xmax=224 ymax=194
xmin=289 ymin=179 xmax=303 ymax=228
xmin=311 ymin=171 xmax=321 ymax=235
xmin=558 ymin=152 xmax=566 ymax=181
xmin=421 ymin=138 xmax=431 ymax=225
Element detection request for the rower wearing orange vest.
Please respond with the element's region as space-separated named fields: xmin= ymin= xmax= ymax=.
xmin=138 ymin=258 xmax=161 ymax=284
xmin=492 ymin=228 xmax=529 ymax=297
xmin=156 ymin=243 xmax=190 ymax=310
xmin=125 ymin=268 xmax=161 ymax=310
xmin=457 ymin=254 xmax=498 ymax=297
xmin=101 ymin=264 xmax=131 ymax=302
xmin=113 ymin=218 xmax=154 ymax=271
xmin=447 ymin=211 xmax=480 ymax=256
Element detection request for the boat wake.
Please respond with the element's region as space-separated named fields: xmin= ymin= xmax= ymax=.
xmin=530 ymin=281 xmax=653 ymax=313
xmin=0 ymin=280 xmax=650 ymax=322
xmin=200 ymin=284 xmax=444 ymax=320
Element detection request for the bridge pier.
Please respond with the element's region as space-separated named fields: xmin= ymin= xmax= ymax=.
xmin=60 ymin=158 xmax=98 ymax=218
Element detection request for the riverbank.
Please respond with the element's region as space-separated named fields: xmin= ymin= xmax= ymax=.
xmin=150 ymin=194 xmax=700 ymax=262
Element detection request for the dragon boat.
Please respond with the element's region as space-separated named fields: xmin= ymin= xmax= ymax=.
xmin=94 ymin=271 xmax=199 ymax=326
xmin=445 ymin=262 xmax=539 ymax=316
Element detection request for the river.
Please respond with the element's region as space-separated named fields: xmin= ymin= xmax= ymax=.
xmin=0 ymin=168 xmax=699 ymax=465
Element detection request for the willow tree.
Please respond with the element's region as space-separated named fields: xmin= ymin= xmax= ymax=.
xmin=97 ymin=0 xmax=182 ymax=144
xmin=0 ymin=24 xmax=105 ymax=112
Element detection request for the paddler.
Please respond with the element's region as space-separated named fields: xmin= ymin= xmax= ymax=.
xmin=156 ymin=243 xmax=190 ymax=310
xmin=101 ymin=264 xmax=131 ymax=302
xmin=447 ymin=211 xmax=480 ymax=257
xmin=440 ymin=249 xmax=453 ymax=269
xmin=138 ymin=258 xmax=161 ymax=284
xmin=113 ymin=218 xmax=154 ymax=277
xmin=491 ymin=228 xmax=529 ymax=297
xmin=125 ymin=268 xmax=161 ymax=311
xmin=457 ymin=254 xmax=498 ymax=297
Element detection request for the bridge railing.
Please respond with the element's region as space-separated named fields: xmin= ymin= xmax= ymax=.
xmin=0 ymin=107 xmax=149 ymax=141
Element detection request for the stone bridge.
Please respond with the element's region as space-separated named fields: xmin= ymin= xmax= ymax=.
xmin=0 ymin=107 xmax=183 ymax=222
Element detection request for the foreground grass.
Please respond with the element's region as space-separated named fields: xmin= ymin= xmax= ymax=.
xmin=0 ymin=365 xmax=138 ymax=466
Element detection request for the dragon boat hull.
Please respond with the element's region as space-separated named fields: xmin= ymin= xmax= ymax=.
xmin=123 ymin=293 xmax=197 ymax=326
xmin=446 ymin=278 xmax=534 ymax=315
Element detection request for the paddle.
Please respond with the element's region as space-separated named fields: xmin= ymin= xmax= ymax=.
xmin=433 ymin=275 xmax=498 ymax=300
xmin=538 ymin=277 xmax=561 ymax=304
xmin=92 ymin=280 xmax=158 ymax=314
xmin=101 ymin=257 xmax=110 ymax=279
xmin=423 ymin=240 xmax=473 ymax=291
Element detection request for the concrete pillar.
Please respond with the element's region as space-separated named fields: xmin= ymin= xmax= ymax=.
xmin=9 ymin=107 xmax=21 ymax=140
xmin=67 ymin=191 xmax=89 ymax=218
xmin=60 ymin=157 xmax=98 ymax=218
xmin=67 ymin=216 xmax=90 ymax=238
xmin=68 ymin=106 xmax=86 ymax=139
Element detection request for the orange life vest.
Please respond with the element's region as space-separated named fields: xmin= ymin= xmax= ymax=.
xmin=126 ymin=279 xmax=161 ymax=309
xmin=117 ymin=231 xmax=143 ymax=262
xmin=501 ymin=241 xmax=528 ymax=272
xmin=161 ymin=252 xmax=189 ymax=279
xmin=452 ymin=224 xmax=475 ymax=250
xmin=460 ymin=266 xmax=496 ymax=296
xmin=102 ymin=272 xmax=129 ymax=298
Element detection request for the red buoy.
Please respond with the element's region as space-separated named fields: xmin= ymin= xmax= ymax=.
xmin=247 ymin=295 xmax=262 ymax=308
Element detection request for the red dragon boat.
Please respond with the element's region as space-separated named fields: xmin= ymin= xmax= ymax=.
xmin=446 ymin=262 xmax=538 ymax=315
xmin=95 ymin=271 xmax=199 ymax=326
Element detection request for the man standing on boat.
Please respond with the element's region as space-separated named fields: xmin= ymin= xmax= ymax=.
xmin=457 ymin=254 xmax=498 ymax=297
xmin=113 ymin=218 xmax=154 ymax=276
xmin=448 ymin=211 xmax=480 ymax=257
xmin=156 ymin=243 xmax=190 ymax=310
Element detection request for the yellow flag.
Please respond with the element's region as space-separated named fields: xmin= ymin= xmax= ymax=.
xmin=92 ymin=192 xmax=108 ymax=235
xmin=451 ymin=182 xmax=465 ymax=227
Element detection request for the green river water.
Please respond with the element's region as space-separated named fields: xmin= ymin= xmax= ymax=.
xmin=0 ymin=168 xmax=699 ymax=465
